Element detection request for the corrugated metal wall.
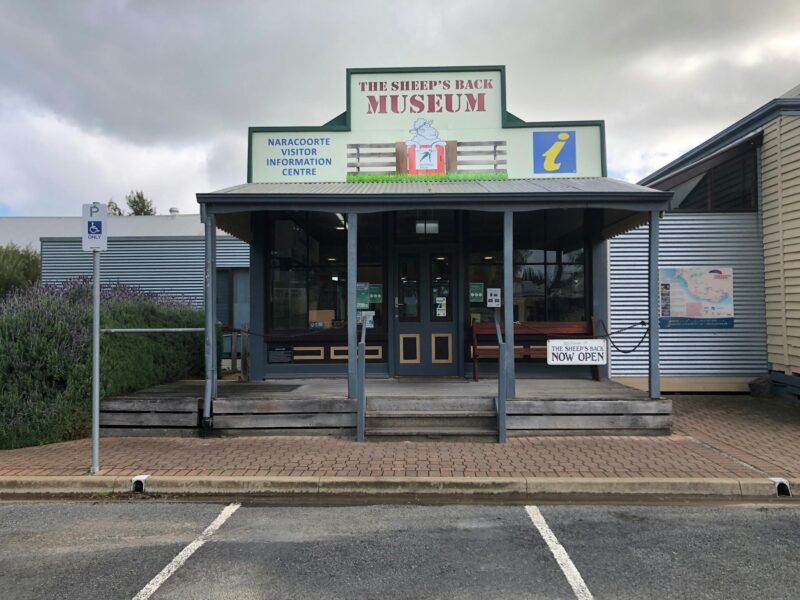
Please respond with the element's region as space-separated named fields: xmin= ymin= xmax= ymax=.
xmin=762 ymin=115 xmax=800 ymax=374
xmin=608 ymin=213 xmax=768 ymax=376
xmin=41 ymin=236 xmax=250 ymax=306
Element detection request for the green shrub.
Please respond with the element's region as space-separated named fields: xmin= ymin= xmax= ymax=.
xmin=0 ymin=243 xmax=40 ymax=298
xmin=0 ymin=280 xmax=207 ymax=449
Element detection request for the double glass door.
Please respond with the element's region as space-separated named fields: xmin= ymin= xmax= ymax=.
xmin=395 ymin=247 xmax=459 ymax=376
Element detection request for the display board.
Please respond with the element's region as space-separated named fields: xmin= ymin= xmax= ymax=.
xmin=659 ymin=267 xmax=734 ymax=328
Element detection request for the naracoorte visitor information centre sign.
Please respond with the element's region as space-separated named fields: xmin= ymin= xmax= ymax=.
xmin=249 ymin=66 xmax=605 ymax=183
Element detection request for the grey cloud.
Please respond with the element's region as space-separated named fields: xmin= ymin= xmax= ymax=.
xmin=0 ymin=0 xmax=799 ymax=215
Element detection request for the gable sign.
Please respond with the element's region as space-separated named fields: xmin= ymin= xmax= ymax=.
xmin=249 ymin=67 xmax=604 ymax=183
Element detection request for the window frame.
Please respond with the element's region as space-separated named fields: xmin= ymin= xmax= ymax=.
xmin=655 ymin=144 xmax=759 ymax=213
xmin=266 ymin=211 xmax=388 ymax=335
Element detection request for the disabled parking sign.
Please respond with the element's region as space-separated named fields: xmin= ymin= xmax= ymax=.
xmin=82 ymin=203 xmax=108 ymax=251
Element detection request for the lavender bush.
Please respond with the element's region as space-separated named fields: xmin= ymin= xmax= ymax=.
xmin=0 ymin=279 xmax=205 ymax=449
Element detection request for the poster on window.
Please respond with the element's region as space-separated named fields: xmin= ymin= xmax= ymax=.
xmin=659 ymin=267 xmax=734 ymax=328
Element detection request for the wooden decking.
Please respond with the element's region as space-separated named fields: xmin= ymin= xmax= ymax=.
xmin=100 ymin=378 xmax=672 ymax=439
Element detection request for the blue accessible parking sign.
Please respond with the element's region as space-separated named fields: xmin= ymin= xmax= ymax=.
xmin=82 ymin=202 xmax=108 ymax=251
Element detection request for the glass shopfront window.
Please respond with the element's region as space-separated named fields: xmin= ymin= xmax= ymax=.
xmin=465 ymin=210 xmax=587 ymax=326
xmin=269 ymin=212 xmax=385 ymax=331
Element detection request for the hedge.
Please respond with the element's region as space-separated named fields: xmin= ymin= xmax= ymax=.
xmin=0 ymin=279 xmax=207 ymax=449
xmin=0 ymin=243 xmax=40 ymax=298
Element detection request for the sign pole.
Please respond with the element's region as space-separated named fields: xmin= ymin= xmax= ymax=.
xmin=91 ymin=249 xmax=100 ymax=474
xmin=83 ymin=201 xmax=107 ymax=475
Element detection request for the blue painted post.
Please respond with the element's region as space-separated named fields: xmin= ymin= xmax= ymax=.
xmin=210 ymin=218 xmax=218 ymax=400
xmin=498 ymin=342 xmax=507 ymax=443
xmin=648 ymin=210 xmax=661 ymax=399
xmin=347 ymin=213 xmax=358 ymax=399
xmin=248 ymin=221 xmax=265 ymax=381
xmin=503 ymin=210 xmax=515 ymax=399
xmin=357 ymin=337 xmax=366 ymax=441
xmin=202 ymin=212 xmax=216 ymax=426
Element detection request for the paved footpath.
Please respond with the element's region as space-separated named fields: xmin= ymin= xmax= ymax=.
xmin=1 ymin=395 xmax=799 ymax=496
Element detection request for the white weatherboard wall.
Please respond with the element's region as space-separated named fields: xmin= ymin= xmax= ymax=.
xmin=41 ymin=237 xmax=250 ymax=306
xmin=608 ymin=213 xmax=768 ymax=380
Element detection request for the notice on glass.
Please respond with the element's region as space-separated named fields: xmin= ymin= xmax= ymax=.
xmin=486 ymin=288 xmax=501 ymax=308
xmin=469 ymin=282 xmax=484 ymax=303
xmin=436 ymin=297 xmax=447 ymax=317
xmin=356 ymin=282 xmax=370 ymax=309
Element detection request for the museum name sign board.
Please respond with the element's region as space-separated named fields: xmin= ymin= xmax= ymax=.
xmin=249 ymin=66 xmax=605 ymax=183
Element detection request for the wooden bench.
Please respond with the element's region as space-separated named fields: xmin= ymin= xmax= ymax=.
xmin=471 ymin=320 xmax=601 ymax=382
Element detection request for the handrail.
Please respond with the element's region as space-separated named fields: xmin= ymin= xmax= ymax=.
xmin=493 ymin=310 xmax=507 ymax=443
xmin=100 ymin=327 xmax=205 ymax=333
xmin=356 ymin=323 xmax=367 ymax=442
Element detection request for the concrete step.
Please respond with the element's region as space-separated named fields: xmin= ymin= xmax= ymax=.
xmin=366 ymin=411 xmax=496 ymax=417
xmin=366 ymin=415 xmax=496 ymax=430
xmin=366 ymin=428 xmax=498 ymax=443
xmin=366 ymin=396 xmax=495 ymax=412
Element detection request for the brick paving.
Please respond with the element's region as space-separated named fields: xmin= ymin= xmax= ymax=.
xmin=0 ymin=394 xmax=798 ymax=480
xmin=673 ymin=394 xmax=800 ymax=479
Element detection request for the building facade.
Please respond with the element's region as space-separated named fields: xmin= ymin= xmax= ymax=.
xmin=614 ymin=84 xmax=799 ymax=393
xmin=4 ymin=215 xmax=252 ymax=341
xmin=15 ymin=73 xmax=797 ymax=400
xmin=197 ymin=66 xmax=669 ymax=409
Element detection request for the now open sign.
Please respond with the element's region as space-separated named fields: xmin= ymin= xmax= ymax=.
xmin=547 ymin=339 xmax=607 ymax=366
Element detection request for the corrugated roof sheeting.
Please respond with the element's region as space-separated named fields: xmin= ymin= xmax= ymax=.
xmin=609 ymin=213 xmax=768 ymax=376
xmin=211 ymin=177 xmax=661 ymax=196
xmin=41 ymin=237 xmax=250 ymax=307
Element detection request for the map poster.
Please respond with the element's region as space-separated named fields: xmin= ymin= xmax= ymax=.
xmin=659 ymin=267 xmax=734 ymax=329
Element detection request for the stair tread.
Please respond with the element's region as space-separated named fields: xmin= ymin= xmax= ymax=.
xmin=367 ymin=428 xmax=497 ymax=435
xmin=367 ymin=411 xmax=496 ymax=417
xmin=367 ymin=396 xmax=495 ymax=401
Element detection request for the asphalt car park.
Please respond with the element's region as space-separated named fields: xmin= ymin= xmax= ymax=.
xmin=1 ymin=501 xmax=799 ymax=599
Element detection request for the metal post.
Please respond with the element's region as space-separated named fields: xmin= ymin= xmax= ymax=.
xmin=503 ymin=210 xmax=515 ymax=399
xmin=498 ymin=339 xmax=507 ymax=443
xmin=357 ymin=331 xmax=366 ymax=442
xmin=210 ymin=222 xmax=218 ymax=399
xmin=648 ymin=210 xmax=661 ymax=399
xmin=241 ymin=326 xmax=249 ymax=382
xmin=231 ymin=331 xmax=238 ymax=373
xmin=248 ymin=220 xmax=265 ymax=380
xmin=347 ymin=213 xmax=358 ymax=398
xmin=493 ymin=310 xmax=506 ymax=442
xmin=90 ymin=250 xmax=100 ymax=474
xmin=202 ymin=214 xmax=215 ymax=428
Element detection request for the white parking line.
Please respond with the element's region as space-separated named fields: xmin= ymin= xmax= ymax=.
xmin=132 ymin=503 xmax=241 ymax=600
xmin=526 ymin=505 xmax=594 ymax=600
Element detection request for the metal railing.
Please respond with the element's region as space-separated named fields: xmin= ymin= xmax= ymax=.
xmin=355 ymin=323 xmax=367 ymax=442
xmin=100 ymin=328 xmax=205 ymax=334
xmin=493 ymin=310 xmax=507 ymax=443
xmin=222 ymin=326 xmax=250 ymax=381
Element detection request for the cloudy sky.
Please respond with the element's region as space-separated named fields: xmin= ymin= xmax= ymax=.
xmin=1 ymin=0 xmax=798 ymax=216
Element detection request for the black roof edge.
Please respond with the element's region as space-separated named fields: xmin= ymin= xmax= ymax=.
xmin=196 ymin=190 xmax=672 ymax=204
xmin=640 ymin=97 xmax=800 ymax=186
